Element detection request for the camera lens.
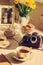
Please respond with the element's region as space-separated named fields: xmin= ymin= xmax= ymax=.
xmin=30 ymin=35 xmax=37 ymax=44
xmin=32 ymin=36 xmax=36 ymax=41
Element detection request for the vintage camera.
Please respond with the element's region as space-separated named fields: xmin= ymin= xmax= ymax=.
xmin=19 ymin=32 xmax=43 ymax=48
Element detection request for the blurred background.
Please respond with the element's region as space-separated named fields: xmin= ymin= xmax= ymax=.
xmin=30 ymin=0 xmax=43 ymax=31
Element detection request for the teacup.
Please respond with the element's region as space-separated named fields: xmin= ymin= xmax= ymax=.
xmin=17 ymin=49 xmax=29 ymax=59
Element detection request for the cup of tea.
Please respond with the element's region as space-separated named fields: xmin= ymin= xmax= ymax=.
xmin=17 ymin=49 xmax=30 ymax=59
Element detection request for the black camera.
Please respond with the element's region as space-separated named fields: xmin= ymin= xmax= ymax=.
xmin=19 ymin=32 xmax=43 ymax=48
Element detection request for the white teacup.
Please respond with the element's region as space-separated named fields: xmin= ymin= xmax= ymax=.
xmin=17 ymin=49 xmax=29 ymax=59
xmin=17 ymin=46 xmax=31 ymax=59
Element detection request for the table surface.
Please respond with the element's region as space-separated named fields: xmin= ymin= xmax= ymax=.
xmin=0 ymin=48 xmax=43 ymax=65
xmin=0 ymin=28 xmax=43 ymax=65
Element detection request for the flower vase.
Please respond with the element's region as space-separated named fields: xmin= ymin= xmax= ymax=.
xmin=20 ymin=16 xmax=30 ymax=26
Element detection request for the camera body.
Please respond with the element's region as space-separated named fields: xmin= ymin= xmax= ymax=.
xmin=20 ymin=32 xmax=43 ymax=48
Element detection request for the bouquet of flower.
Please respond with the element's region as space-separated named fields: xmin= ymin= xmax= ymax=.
xmin=13 ymin=0 xmax=36 ymax=17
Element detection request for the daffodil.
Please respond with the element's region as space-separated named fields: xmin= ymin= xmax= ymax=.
xmin=13 ymin=0 xmax=19 ymax=4
xmin=30 ymin=3 xmax=36 ymax=9
xmin=25 ymin=0 xmax=36 ymax=9
xmin=29 ymin=0 xmax=36 ymax=9
xmin=25 ymin=1 xmax=30 ymax=7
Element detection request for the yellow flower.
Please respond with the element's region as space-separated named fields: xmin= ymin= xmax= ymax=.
xmin=25 ymin=0 xmax=36 ymax=9
xmin=25 ymin=1 xmax=30 ymax=7
xmin=13 ymin=0 xmax=19 ymax=4
xmin=30 ymin=3 xmax=36 ymax=9
xmin=29 ymin=0 xmax=36 ymax=9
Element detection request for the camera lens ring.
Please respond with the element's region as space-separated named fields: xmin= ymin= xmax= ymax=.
xmin=30 ymin=35 xmax=37 ymax=44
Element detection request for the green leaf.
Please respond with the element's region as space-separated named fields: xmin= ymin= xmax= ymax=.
xmin=15 ymin=3 xmax=32 ymax=17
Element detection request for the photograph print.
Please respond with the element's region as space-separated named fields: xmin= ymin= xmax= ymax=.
xmin=1 ymin=8 xmax=13 ymax=24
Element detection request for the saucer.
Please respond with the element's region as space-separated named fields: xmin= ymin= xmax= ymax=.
xmin=12 ymin=46 xmax=32 ymax=61
xmin=0 ymin=40 xmax=10 ymax=48
xmin=0 ymin=37 xmax=10 ymax=48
